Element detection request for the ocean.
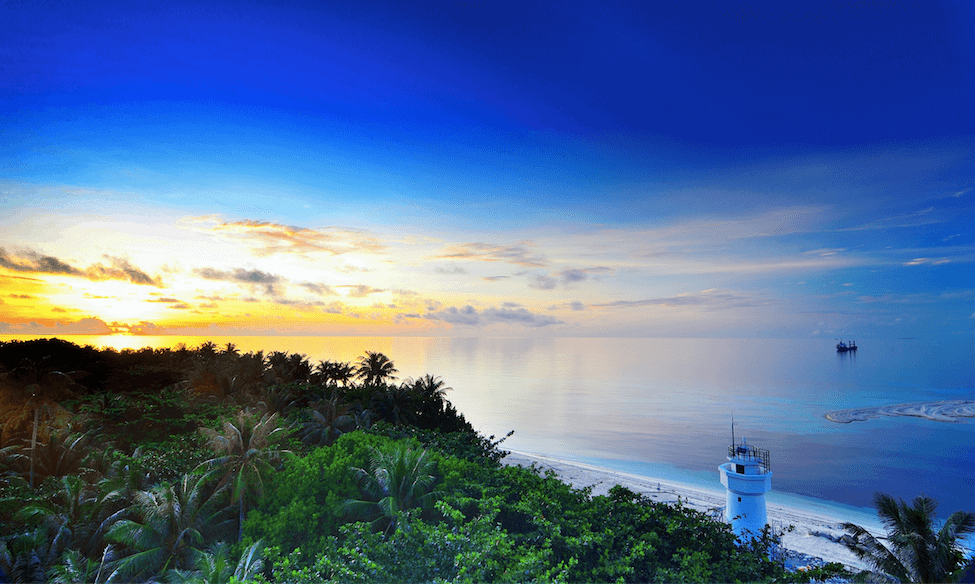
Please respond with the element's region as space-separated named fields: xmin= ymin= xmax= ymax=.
xmin=5 ymin=334 xmax=974 ymax=523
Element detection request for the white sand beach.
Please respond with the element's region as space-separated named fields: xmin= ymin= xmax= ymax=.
xmin=503 ymin=451 xmax=884 ymax=572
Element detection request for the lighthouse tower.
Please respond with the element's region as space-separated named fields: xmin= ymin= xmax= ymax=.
xmin=718 ymin=437 xmax=772 ymax=539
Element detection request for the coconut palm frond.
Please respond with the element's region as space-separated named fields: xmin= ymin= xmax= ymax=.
xmin=196 ymin=410 xmax=292 ymax=542
xmin=234 ymin=540 xmax=264 ymax=582
xmin=343 ymin=443 xmax=443 ymax=534
xmin=355 ymin=351 xmax=398 ymax=386
xmin=50 ymin=548 xmax=104 ymax=584
xmin=105 ymin=473 xmax=226 ymax=581
xmin=163 ymin=566 xmax=201 ymax=583
xmin=106 ymin=545 xmax=168 ymax=583
xmin=843 ymin=492 xmax=975 ymax=584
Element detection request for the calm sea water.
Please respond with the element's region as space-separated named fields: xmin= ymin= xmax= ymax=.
xmin=6 ymin=335 xmax=974 ymax=521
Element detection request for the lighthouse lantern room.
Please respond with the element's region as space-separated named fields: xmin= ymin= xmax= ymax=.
xmin=718 ymin=437 xmax=772 ymax=539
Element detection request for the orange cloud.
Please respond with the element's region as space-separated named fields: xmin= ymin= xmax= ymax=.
xmin=184 ymin=216 xmax=386 ymax=257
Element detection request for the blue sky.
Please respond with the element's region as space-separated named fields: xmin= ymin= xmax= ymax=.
xmin=0 ymin=0 xmax=972 ymax=338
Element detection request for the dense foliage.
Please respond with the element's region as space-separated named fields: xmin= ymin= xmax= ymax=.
xmin=842 ymin=493 xmax=975 ymax=583
xmin=0 ymin=338 xmax=878 ymax=583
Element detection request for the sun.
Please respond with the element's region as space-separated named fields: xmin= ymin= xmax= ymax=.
xmin=41 ymin=277 xmax=176 ymax=325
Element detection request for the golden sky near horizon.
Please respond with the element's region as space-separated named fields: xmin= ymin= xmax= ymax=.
xmin=3 ymin=206 xmax=790 ymax=336
xmin=2 ymin=181 xmax=972 ymax=340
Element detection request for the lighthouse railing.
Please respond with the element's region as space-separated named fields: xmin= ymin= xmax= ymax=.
xmin=728 ymin=444 xmax=770 ymax=471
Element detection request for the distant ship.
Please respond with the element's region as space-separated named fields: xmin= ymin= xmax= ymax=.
xmin=836 ymin=340 xmax=857 ymax=353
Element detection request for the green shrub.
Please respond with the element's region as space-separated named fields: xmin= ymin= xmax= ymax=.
xmin=242 ymin=432 xmax=412 ymax=561
xmin=365 ymin=422 xmax=512 ymax=465
xmin=270 ymin=501 xmax=514 ymax=584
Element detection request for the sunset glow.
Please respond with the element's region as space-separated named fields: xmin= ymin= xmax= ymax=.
xmin=1 ymin=1 xmax=972 ymax=339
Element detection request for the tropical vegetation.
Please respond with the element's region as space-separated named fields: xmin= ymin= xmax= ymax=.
xmin=0 ymin=337 xmax=951 ymax=583
xmin=841 ymin=492 xmax=975 ymax=583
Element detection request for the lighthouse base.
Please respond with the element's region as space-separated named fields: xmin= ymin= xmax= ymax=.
xmin=724 ymin=490 xmax=768 ymax=540
xmin=718 ymin=462 xmax=772 ymax=540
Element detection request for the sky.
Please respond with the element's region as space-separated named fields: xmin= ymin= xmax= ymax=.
xmin=0 ymin=0 xmax=972 ymax=338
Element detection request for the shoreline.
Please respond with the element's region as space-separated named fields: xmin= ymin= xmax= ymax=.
xmin=502 ymin=449 xmax=882 ymax=572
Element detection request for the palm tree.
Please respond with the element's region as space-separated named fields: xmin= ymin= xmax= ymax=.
xmin=842 ymin=492 xmax=975 ymax=583
xmin=314 ymin=360 xmax=357 ymax=386
xmin=299 ymin=391 xmax=356 ymax=447
xmin=265 ymin=352 xmax=311 ymax=384
xmin=0 ymin=524 xmax=65 ymax=584
xmin=105 ymin=472 xmax=231 ymax=582
xmin=255 ymin=384 xmax=300 ymax=418
xmin=355 ymin=351 xmax=398 ymax=386
xmin=28 ymin=426 xmax=93 ymax=481
xmin=403 ymin=374 xmax=451 ymax=426
xmin=342 ymin=443 xmax=443 ymax=534
xmin=197 ymin=411 xmax=292 ymax=542
xmin=2 ymin=476 xmax=94 ymax=584
xmin=333 ymin=361 xmax=356 ymax=386
xmin=368 ymin=386 xmax=416 ymax=426
xmin=287 ymin=353 xmax=312 ymax=382
xmin=0 ymin=442 xmax=26 ymax=481
xmin=85 ymin=452 xmax=160 ymax=560
xmin=17 ymin=472 xmax=131 ymax=563
xmin=16 ymin=475 xmax=103 ymax=558
xmin=197 ymin=341 xmax=218 ymax=361
xmin=405 ymin=374 xmax=452 ymax=403
xmin=219 ymin=350 xmax=266 ymax=401
xmin=2 ymin=392 xmax=69 ymax=488
xmin=164 ymin=540 xmax=265 ymax=584
xmin=49 ymin=547 xmax=112 ymax=584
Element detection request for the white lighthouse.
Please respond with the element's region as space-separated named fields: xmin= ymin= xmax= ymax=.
xmin=718 ymin=436 xmax=772 ymax=539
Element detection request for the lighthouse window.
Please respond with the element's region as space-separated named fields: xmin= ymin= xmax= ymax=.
xmin=736 ymin=464 xmax=744 ymax=474
xmin=738 ymin=497 xmax=742 ymax=502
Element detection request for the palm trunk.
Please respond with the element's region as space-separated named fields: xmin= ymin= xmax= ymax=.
xmin=30 ymin=406 xmax=38 ymax=488
xmin=238 ymin=498 xmax=246 ymax=542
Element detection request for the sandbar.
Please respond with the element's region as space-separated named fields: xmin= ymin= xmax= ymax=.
xmin=825 ymin=399 xmax=975 ymax=424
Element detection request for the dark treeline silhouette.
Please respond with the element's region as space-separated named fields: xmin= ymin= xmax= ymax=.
xmin=0 ymin=338 xmax=476 ymax=472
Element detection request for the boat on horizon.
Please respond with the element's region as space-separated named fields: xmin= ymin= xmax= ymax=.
xmin=836 ymin=340 xmax=858 ymax=353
